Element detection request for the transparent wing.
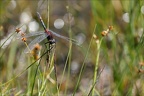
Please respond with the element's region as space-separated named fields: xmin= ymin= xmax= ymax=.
xmin=17 ymin=31 xmax=45 ymax=39
xmin=49 ymin=30 xmax=79 ymax=45
xmin=24 ymin=33 xmax=48 ymax=53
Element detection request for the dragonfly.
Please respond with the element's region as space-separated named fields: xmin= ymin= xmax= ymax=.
xmin=18 ymin=12 xmax=78 ymax=53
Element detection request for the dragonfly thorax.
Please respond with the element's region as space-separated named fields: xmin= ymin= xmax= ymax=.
xmin=47 ymin=35 xmax=56 ymax=44
xmin=49 ymin=38 xmax=56 ymax=44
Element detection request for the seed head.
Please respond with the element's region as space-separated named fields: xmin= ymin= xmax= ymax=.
xmin=108 ymin=26 xmax=113 ymax=31
xmin=15 ymin=28 xmax=21 ymax=33
xmin=139 ymin=62 xmax=144 ymax=66
xmin=139 ymin=69 xmax=144 ymax=73
xmin=93 ymin=34 xmax=99 ymax=44
xmin=35 ymin=55 xmax=39 ymax=60
xmin=31 ymin=50 xmax=39 ymax=60
xmin=34 ymin=43 xmax=41 ymax=50
xmin=21 ymin=32 xmax=25 ymax=37
xmin=101 ymin=26 xmax=113 ymax=37
xmin=21 ymin=37 xmax=27 ymax=42
xmin=93 ymin=34 xmax=98 ymax=39
xmin=31 ymin=44 xmax=41 ymax=60
xmin=101 ymin=31 xmax=108 ymax=36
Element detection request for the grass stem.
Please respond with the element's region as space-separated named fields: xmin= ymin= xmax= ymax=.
xmin=72 ymin=24 xmax=97 ymax=96
xmin=91 ymin=38 xmax=103 ymax=96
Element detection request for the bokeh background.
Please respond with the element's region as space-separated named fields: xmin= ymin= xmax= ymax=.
xmin=0 ymin=0 xmax=144 ymax=95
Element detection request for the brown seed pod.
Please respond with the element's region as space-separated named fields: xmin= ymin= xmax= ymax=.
xmin=34 ymin=43 xmax=41 ymax=50
xmin=139 ymin=62 xmax=144 ymax=66
xmin=101 ymin=31 xmax=108 ymax=36
xmin=21 ymin=32 xmax=25 ymax=37
xmin=108 ymin=26 xmax=113 ymax=31
xmin=21 ymin=37 xmax=27 ymax=42
xmin=15 ymin=28 xmax=21 ymax=33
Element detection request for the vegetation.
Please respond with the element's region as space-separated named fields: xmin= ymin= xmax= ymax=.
xmin=0 ymin=0 xmax=144 ymax=96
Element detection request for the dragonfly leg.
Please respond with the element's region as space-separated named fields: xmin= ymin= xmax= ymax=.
xmin=44 ymin=42 xmax=55 ymax=69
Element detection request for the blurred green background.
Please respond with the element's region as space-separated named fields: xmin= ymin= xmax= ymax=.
xmin=0 ymin=0 xmax=144 ymax=95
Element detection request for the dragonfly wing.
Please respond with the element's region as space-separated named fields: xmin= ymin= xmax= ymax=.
xmin=49 ymin=30 xmax=78 ymax=45
xmin=24 ymin=33 xmax=48 ymax=53
xmin=17 ymin=31 xmax=45 ymax=39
